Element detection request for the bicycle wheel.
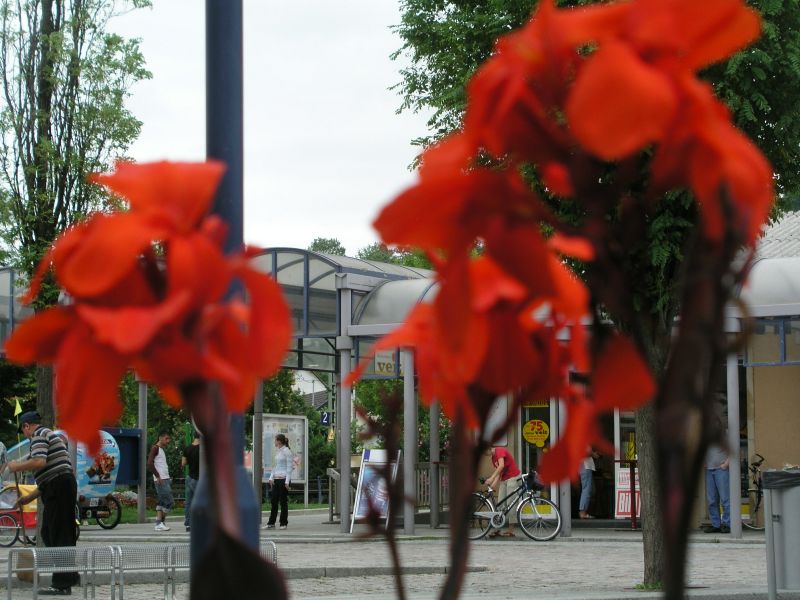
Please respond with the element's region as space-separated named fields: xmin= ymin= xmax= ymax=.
xmin=743 ymin=489 xmax=764 ymax=531
xmin=517 ymin=495 xmax=562 ymax=541
xmin=468 ymin=493 xmax=494 ymax=540
xmin=0 ymin=513 xmax=19 ymax=547
xmin=96 ymin=496 xmax=122 ymax=529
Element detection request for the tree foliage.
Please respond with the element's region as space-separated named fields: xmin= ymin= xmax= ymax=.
xmin=393 ymin=0 xmax=800 ymax=203
xmin=390 ymin=0 xmax=800 ymax=587
xmin=0 ymin=0 xmax=151 ymax=281
xmin=308 ymin=237 xmax=346 ymax=256
xmin=357 ymin=241 xmax=431 ymax=269
xmin=0 ymin=0 xmax=150 ymax=426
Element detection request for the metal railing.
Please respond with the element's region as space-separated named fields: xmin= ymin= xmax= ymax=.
xmin=5 ymin=541 xmax=278 ymax=600
xmin=326 ymin=462 xmax=449 ymax=524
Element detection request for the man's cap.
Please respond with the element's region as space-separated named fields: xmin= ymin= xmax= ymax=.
xmin=18 ymin=411 xmax=42 ymax=432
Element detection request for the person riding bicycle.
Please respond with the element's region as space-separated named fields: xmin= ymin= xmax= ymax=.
xmin=485 ymin=446 xmax=521 ymax=538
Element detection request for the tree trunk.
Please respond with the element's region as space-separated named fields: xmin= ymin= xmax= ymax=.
xmin=636 ymin=402 xmax=662 ymax=586
xmin=36 ymin=364 xmax=55 ymax=427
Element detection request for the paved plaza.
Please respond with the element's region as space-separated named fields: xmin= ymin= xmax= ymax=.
xmin=1 ymin=510 xmax=795 ymax=599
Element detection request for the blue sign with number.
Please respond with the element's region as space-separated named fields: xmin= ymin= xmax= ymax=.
xmin=321 ymin=411 xmax=332 ymax=426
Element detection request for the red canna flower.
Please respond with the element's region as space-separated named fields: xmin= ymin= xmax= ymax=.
xmin=5 ymin=161 xmax=291 ymax=450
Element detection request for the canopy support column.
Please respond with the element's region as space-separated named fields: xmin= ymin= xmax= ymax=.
xmin=403 ymin=349 xmax=416 ymax=535
xmin=429 ymin=401 xmax=440 ymax=529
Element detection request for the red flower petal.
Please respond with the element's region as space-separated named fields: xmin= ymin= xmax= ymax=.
xmin=538 ymin=396 xmax=598 ymax=483
xmin=236 ymin=264 xmax=292 ymax=377
xmin=167 ymin=233 xmax=233 ymax=307
xmin=548 ymin=234 xmax=594 ymax=261
xmin=567 ymin=41 xmax=677 ymax=160
xmin=76 ymin=291 xmax=191 ymax=354
xmin=592 ymin=334 xmax=655 ymax=412
xmin=4 ymin=307 xmax=75 ymax=363
xmin=54 ymin=326 xmax=128 ymax=453
xmin=91 ymin=161 xmax=225 ymax=231
xmin=57 ymin=213 xmax=164 ymax=299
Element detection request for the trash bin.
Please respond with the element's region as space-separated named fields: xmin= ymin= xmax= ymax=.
xmin=764 ymin=469 xmax=800 ymax=600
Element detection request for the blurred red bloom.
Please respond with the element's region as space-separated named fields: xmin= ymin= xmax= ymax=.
xmin=5 ymin=161 xmax=291 ymax=450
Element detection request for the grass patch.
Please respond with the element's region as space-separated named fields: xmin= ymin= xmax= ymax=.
xmin=634 ymin=582 xmax=663 ymax=591
xmin=116 ymin=502 xmax=327 ymax=524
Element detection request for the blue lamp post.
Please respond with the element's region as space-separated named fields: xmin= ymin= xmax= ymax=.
xmin=190 ymin=0 xmax=260 ymax=566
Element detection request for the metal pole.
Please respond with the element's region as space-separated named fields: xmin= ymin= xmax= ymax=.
xmin=137 ymin=379 xmax=147 ymax=524
xmin=765 ymin=488 xmax=777 ymax=600
xmin=193 ymin=0 xmax=259 ymax=566
xmin=403 ymin=350 xmax=416 ymax=535
xmin=429 ymin=401 xmax=440 ymax=529
xmin=726 ymin=351 xmax=742 ymax=538
xmin=557 ymin=398 xmax=572 ymax=536
xmin=629 ymin=460 xmax=637 ymax=529
xmin=337 ymin=336 xmax=353 ymax=533
xmin=253 ymin=381 xmax=264 ymax=516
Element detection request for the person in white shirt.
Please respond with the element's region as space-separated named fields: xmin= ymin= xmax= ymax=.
xmin=263 ymin=434 xmax=293 ymax=530
xmin=147 ymin=431 xmax=173 ymax=531
xmin=579 ymin=447 xmax=600 ymax=519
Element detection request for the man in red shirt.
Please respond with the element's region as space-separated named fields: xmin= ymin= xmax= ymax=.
xmin=485 ymin=446 xmax=521 ymax=537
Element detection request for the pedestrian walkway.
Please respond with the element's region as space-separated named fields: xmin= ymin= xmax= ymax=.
xmin=1 ymin=510 xmax=787 ymax=599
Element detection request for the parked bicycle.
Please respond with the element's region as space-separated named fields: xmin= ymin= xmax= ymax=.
xmin=77 ymin=493 xmax=122 ymax=529
xmin=743 ymin=453 xmax=765 ymax=531
xmin=469 ymin=470 xmax=562 ymax=541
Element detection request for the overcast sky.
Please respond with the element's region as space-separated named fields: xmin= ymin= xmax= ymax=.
xmin=111 ymin=1 xmax=430 ymax=256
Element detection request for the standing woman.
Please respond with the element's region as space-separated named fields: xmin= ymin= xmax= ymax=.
xmin=264 ymin=434 xmax=293 ymax=530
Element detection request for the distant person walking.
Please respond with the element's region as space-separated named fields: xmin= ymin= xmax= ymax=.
xmin=263 ymin=434 xmax=293 ymax=530
xmin=148 ymin=431 xmax=174 ymax=532
xmin=579 ymin=447 xmax=601 ymax=519
xmin=3 ymin=411 xmax=80 ymax=595
xmin=704 ymin=444 xmax=731 ymax=533
xmin=181 ymin=432 xmax=201 ymax=532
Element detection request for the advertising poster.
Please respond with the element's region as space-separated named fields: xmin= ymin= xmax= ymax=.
xmin=614 ymin=464 xmax=641 ymax=519
xmin=76 ymin=430 xmax=120 ymax=498
xmin=261 ymin=414 xmax=307 ymax=484
xmin=351 ymin=449 xmax=400 ymax=532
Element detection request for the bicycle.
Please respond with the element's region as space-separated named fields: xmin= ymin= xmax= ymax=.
xmin=78 ymin=493 xmax=122 ymax=529
xmin=469 ymin=470 xmax=562 ymax=541
xmin=743 ymin=453 xmax=765 ymax=531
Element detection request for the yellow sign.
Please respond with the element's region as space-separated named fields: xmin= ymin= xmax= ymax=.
xmin=522 ymin=397 xmax=550 ymax=408
xmin=327 ymin=428 xmax=335 ymax=442
xmin=522 ymin=419 xmax=549 ymax=447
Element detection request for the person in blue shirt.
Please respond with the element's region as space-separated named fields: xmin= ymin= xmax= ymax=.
xmin=263 ymin=434 xmax=293 ymax=530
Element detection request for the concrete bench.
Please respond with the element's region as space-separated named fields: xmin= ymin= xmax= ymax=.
xmin=5 ymin=545 xmax=116 ymax=600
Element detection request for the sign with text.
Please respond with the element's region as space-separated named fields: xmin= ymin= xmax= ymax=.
xmin=522 ymin=419 xmax=549 ymax=448
xmin=261 ymin=414 xmax=308 ymax=484
xmin=614 ymin=464 xmax=641 ymax=519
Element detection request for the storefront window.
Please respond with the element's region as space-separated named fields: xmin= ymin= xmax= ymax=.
xmin=784 ymin=318 xmax=800 ymax=363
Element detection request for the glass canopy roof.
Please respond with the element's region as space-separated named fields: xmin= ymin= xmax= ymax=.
xmin=253 ymin=249 xmax=434 ymax=373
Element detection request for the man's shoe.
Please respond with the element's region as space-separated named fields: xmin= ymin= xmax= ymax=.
xmin=721 ymin=525 xmax=730 ymax=533
xmin=263 ymin=523 xmax=275 ymax=529
xmin=279 ymin=525 xmax=287 ymax=530
xmin=39 ymin=587 xmax=71 ymax=596
xmin=702 ymin=525 xmax=721 ymax=533
xmin=154 ymin=522 xmax=170 ymax=532
xmin=185 ymin=526 xmax=191 ymax=532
